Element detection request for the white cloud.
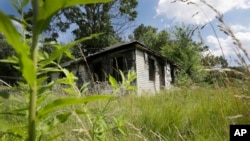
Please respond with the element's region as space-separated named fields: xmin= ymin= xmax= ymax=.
xmin=11 ymin=20 xmax=32 ymax=37
xmin=206 ymin=24 xmax=250 ymax=65
xmin=11 ymin=20 xmax=23 ymax=33
xmin=156 ymin=0 xmax=250 ymax=65
xmin=230 ymin=24 xmax=250 ymax=32
xmin=156 ymin=0 xmax=250 ymax=25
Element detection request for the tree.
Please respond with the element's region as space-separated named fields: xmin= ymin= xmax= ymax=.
xmin=129 ymin=24 xmax=169 ymax=52
xmin=202 ymin=55 xmax=228 ymax=68
xmin=161 ymin=25 xmax=207 ymax=83
xmin=42 ymin=0 xmax=138 ymax=56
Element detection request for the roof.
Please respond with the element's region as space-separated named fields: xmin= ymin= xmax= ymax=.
xmin=62 ymin=41 xmax=177 ymax=67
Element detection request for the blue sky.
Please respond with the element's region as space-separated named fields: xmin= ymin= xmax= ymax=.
xmin=1 ymin=0 xmax=250 ymax=65
xmin=135 ymin=0 xmax=250 ymax=66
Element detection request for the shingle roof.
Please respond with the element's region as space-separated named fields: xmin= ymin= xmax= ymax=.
xmin=62 ymin=41 xmax=178 ymax=67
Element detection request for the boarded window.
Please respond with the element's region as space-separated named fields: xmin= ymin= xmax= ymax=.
xmin=148 ymin=58 xmax=155 ymax=81
xmin=113 ymin=56 xmax=123 ymax=82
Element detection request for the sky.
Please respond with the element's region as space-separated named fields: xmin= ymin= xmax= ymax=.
xmin=0 ymin=0 xmax=250 ymax=66
xmin=134 ymin=0 xmax=250 ymax=66
xmin=133 ymin=0 xmax=250 ymax=65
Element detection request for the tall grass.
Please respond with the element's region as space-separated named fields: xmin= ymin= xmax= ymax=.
xmin=1 ymin=82 xmax=250 ymax=140
xmin=70 ymin=84 xmax=247 ymax=140
xmin=1 ymin=1 xmax=250 ymax=141
xmin=115 ymin=86 xmax=250 ymax=141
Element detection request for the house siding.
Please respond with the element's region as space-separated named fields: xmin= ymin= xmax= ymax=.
xmin=164 ymin=63 xmax=172 ymax=88
xmin=135 ymin=49 xmax=161 ymax=94
xmin=77 ymin=64 xmax=90 ymax=85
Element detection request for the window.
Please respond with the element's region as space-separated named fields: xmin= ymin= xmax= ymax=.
xmin=148 ymin=58 xmax=155 ymax=81
xmin=93 ymin=61 xmax=103 ymax=81
xmin=170 ymin=65 xmax=175 ymax=84
xmin=113 ymin=56 xmax=124 ymax=82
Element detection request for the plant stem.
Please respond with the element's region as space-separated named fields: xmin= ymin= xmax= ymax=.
xmin=28 ymin=0 xmax=39 ymax=140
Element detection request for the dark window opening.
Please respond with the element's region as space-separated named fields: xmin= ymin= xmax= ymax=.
xmin=170 ymin=65 xmax=175 ymax=84
xmin=47 ymin=75 xmax=52 ymax=84
xmin=113 ymin=57 xmax=123 ymax=82
xmin=148 ymin=58 xmax=155 ymax=81
xmin=159 ymin=64 xmax=165 ymax=87
xmin=59 ymin=72 xmax=66 ymax=78
xmin=93 ymin=62 xmax=103 ymax=81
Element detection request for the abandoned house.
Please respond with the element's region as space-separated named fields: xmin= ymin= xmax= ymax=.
xmin=51 ymin=41 xmax=177 ymax=94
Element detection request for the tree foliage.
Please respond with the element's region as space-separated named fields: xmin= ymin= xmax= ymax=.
xmin=129 ymin=24 xmax=169 ymax=52
xmin=43 ymin=0 xmax=138 ymax=56
xmin=161 ymin=25 xmax=208 ymax=83
xmin=129 ymin=24 xmax=210 ymax=84
xmin=202 ymin=55 xmax=228 ymax=68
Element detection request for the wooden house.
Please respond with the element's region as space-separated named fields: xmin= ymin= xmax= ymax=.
xmin=52 ymin=41 xmax=177 ymax=94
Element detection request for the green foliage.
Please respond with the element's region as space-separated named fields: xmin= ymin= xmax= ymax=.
xmin=130 ymin=24 xmax=209 ymax=85
xmin=35 ymin=0 xmax=112 ymax=36
xmin=161 ymin=25 xmax=208 ymax=85
xmin=129 ymin=24 xmax=169 ymax=52
xmin=0 ymin=0 xmax=118 ymax=140
xmin=109 ymin=75 xmax=118 ymax=90
xmin=117 ymin=86 xmax=250 ymax=141
xmin=37 ymin=96 xmax=112 ymax=119
xmin=41 ymin=0 xmax=138 ymax=55
xmin=109 ymin=70 xmax=137 ymax=94
xmin=2 ymin=84 xmax=249 ymax=140
xmin=202 ymin=55 xmax=228 ymax=68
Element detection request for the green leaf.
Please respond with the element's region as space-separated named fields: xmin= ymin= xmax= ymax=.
xmin=38 ymin=67 xmax=61 ymax=76
xmin=40 ymin=34 xmax=102 ymax=68
xmin=0 ymin=12 xmax=36 ymax=87
xmin=0 ymin=12 xmax=30 ymax=56
xmin=20 ymin=55 xmax=36 ymax=87
xmin=119 ymin=70 xmax=125 ymax=83
xmin=62 ymin=87 xmax=77 ymax=95
xmin=80 ymin=82 xmax=90 ymax=93
xmin=64 ymin=49 xmax=75 ymax=59
xmin=0 ymin=56 xmax=19 ymax=64
xmin=55 ymin=78 xmax=72 ymax=85
xmin=109 ymin=75 xmax=117 ymax=90
xmin=37 ymin=95 xmax=112 ymax=119
xmin=53 ymin=69 xmax=77 ymax=86
xmin=62 ymin=69 xmax=76 ymax=85
xmin=36 ymin=0 xmax=112 ymax=36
